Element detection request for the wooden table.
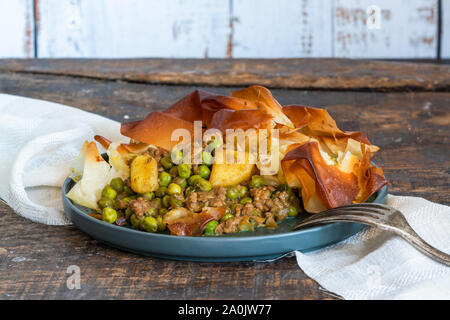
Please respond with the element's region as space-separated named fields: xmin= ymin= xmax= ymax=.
xmin=0 ymin=59 xmax=448 ymax=300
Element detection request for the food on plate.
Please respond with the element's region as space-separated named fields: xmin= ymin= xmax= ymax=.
xmin=66 ymin=85 xmax=387 ymax=236
xmin=129 ymin=154 xmax=158 ymax=194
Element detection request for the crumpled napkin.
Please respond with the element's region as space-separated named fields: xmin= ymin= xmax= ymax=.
xmin=1 ymin=93 xmax=448 ymax=299
xmin=0 ymin=93 xmax=124 ymax=225
xmin=295 ymin=195 xmax=450 ymax=300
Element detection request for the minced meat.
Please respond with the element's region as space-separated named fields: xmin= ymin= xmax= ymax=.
xmin=129 ymin=197 xmax=151 ymax=219
xmin=186 ymin=187 xmax=226 ymax=212
xmin=146 ymin=147 xmax=168 ymax=166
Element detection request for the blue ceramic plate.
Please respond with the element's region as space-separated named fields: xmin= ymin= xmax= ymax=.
xmin=62 ymin=176 xmax=388 ymax=261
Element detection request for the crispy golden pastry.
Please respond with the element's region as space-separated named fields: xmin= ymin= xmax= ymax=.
xmin=69 ymin=86 xmax=388 ymax=236
xmin=117 ymin=86 xmax=387 ymax=216
xmin=121 ymin=111 xmax=195 ymax=151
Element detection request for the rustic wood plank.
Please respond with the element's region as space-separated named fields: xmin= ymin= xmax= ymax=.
xmin=0 ymin=70 xmax=448 ymax=299
xmin=334 ymin=0 xmax=438 ymax=58
xmin=1 ymin=58 xmax=449 ymax=91
xmin=35 ymin=0 xmax=230 ymax=58
xmin=442 ymin=0 xmax=450 ymax=58
xmin=232 ymin=0 xmax=333 ymax=58
xmin=0 ymin=203 xmax=334 ymax=300
xmin=0 ymin=0 xmax=34 ymax=58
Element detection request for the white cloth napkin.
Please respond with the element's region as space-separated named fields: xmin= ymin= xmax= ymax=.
xmin=0 ymin=93 xmax=125 ymax=225
xmin=1 ymin=94 xmax=449 ymax=299
xmin=295 ymin=195 xmax=450 ymax=300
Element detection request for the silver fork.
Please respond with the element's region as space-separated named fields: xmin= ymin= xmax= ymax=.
xmin=294 ymin=203 xmax=450 ymax=266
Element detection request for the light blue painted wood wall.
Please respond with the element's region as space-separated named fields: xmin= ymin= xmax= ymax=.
xmin=0 ymin=0 xmax=447 ymax=59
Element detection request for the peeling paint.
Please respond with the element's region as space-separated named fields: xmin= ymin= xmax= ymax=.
xmin=34 ymin=0 xmax=40 ymax=31
xmin=24 ymin=3 xmax=33 ymax=57
xmin=226 ymin=16 xmax=233 ymax=58
xmin=334 ymin=0 xmax=437 ymax=58
xmin=0 ymin=0 xmax=443 ymax=59
xmin=417 ymin=6 xmax=435 ymax=23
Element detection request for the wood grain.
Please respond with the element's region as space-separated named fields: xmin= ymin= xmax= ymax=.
xmin=1 ymin=58 xmax=450 ymax=91
xmin=0 ymin=0 xmax=34 ymax=58
xmin=1 ymin=201 xmax=340 ymax=300
xmin=232 ymin=0 xmax=333 ymax=58
xmin=35 ymin=0 xmax=230 ymax=58
xmin=0 ymin=60 xmax=448 ymax=299
xmin=334 ymin=0 xmax=438 ymax=58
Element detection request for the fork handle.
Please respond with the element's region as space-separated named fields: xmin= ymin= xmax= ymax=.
xmin=393 ymin=225 xmax=450 ymax=267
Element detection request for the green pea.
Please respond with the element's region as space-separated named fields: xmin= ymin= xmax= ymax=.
xmin=98 ymin=197 xmax=114 ymax=209
xmin=201 ymin=151 xmax=213 ymax=166
xmin=203 ymin=229 xmax=215 ymax=236
xmin=169 ymin=195 xmax=184 ymax=207
xmin=198 ymin=165 xmax=210 ymax=179
xmin=178 ymin=163 xmax=192 ymax=179
xmin=169 ymin=166 xmax=179 ymax=177
xmin=146 ymin=207 xmax=156 ymax=217
xmin=130 ymin=214 xmax=142 ymax=229
xmin=125 ymin=207 xmax=133 ymax=219
xmin=162 ymin=195 xmax=171 ymax=208
xmin=288 ymin=205 xmax=298 ymax=217
xmin=239 ymin=186 xmax=248 ymax=198
xmin=112 ymin=200 xmax=121 ymax=210
xmin=159 ymin=208 xmax=168 ymax=216
xmin=160 ymin=156 xmax=173 ymax=170
xmin=142 ymin=216 xmax=158 ymax=233
xmin=102 ymin=207 xmax=117 ymax=224
xmin=102 ymin=186 xmax=117 ymax=200
xmin=123 ymin=185 xmax=135 ymax=196
xmin=221 ymin=212 xmax=234 ymax=222
xmin=240 ymin=197 xmax=253 ymax=205
xmin=173 ymin=176 xmax=187 ymax=188
xmin=121 ymin=196 xmax=134 ymax=204
xmin=155 ymin=187 xmax=168 ymax=198
xmin=156 ymin=215 xmax=166 ymax=232
xmin=168 ymin=183 xmax=182 ymax=195
xmin=188 ymin=174 xmax=202 ymax=186
xmin=203 ymin=220 xmax=218 ymax=235
xmin=197 ymin=178 xmax=212 ymax=192
xmin=226 ymin=186 xmax=239 ymax=200
xmin=249 ymin=175 xmax=264 ymax=188
xmin=142 ymin=192 xmax=154 ymax=201
xmin=171 ymin=149 xmax=183 ymax=164
xmin=110 ymin=177 xmax=124 ymax=193
xmin=159 ymin=171 xmax=172 ymax=187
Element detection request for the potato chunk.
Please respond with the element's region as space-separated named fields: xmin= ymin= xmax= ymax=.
xmin=209 ymin=151 xmax=255 ymax=187
xmin=130 ymin=154 xmax=158 ymax=193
